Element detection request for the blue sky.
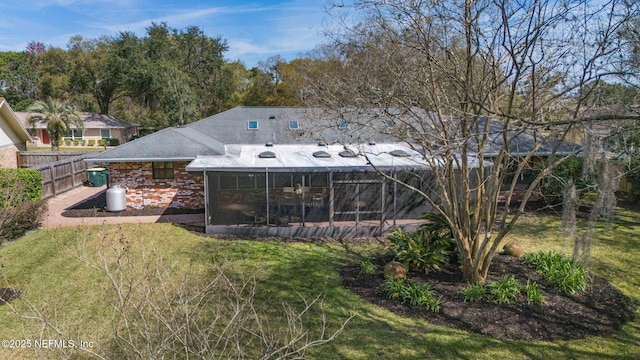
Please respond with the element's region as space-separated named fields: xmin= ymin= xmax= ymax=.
xmin=0 ymin=0 xmax=332 ymax=68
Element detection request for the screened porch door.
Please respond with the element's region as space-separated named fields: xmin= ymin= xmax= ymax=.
xmin=332 ymin=180 xmax=384 ymax=227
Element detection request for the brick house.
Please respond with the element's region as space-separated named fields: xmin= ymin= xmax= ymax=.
xmin=87 ymin=106 xmax=572 ymax=237
xmin=0 ymin=99 xmax=31 ymax=168
xmin=86 ymin=107 xmax=453 ymax=236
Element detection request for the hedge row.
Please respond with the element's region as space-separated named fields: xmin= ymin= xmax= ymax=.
xmin=0 ymin=168 xmax=43 ymax=206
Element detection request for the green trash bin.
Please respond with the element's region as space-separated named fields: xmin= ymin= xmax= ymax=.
xmin=87 ymin=167 xmax=106 ymax=187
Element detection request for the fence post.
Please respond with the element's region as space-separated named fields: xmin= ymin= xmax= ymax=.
xmin=49 ymin=164 xmax=56 ymax=198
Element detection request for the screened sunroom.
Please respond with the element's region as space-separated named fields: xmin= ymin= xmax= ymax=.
xmin=186 ymin=143 xmax=473 ymax=237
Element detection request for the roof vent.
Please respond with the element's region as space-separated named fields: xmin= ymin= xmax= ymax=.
xmin=265 ymin=142 xmax=274 ymax=147
xmin=339 ymin=150 xmax=357 ymax=158
xmin=269 ymin=115 xmax=276 ymax=119
xmin=259 ymin=151 xmax=276 ymax=159
xmin=317 ymin=141 xmax=327 ymax=147
xmin=368 ymin=140 xmax=376 ymax=145
xmin=313 ymin=151 xmax=331 ymax=158
xmin=390 ymin=149 xmax=411 ymax=157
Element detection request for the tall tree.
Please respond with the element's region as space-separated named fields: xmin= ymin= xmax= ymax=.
xmin=27 ymin=98 xmax=83 ymax=151
xmin=308 ymin=0 xmax=638 ymax=284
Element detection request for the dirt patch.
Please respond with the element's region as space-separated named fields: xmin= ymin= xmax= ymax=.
xmin=341 ymin=255 xmax=637 ymax=341
xmin=0 ymin=288 xmax=20 ymax=306
xmin=61 ymin=190 xmax=204 ymax=217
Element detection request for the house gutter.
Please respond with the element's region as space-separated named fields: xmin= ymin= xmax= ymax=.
xmin=83 ymin=157 xmax=197 ymax=163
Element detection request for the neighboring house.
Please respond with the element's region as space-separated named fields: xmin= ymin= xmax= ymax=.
xmin=0 ymin=98 xmax=31 ymax=168
xmin=16 ymin=112 xmax=138 ymax=146
xmin=87 ymin=106 xmax=575 ymax=237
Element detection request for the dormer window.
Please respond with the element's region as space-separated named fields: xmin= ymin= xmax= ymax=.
xmin=247 ymin=120 xmax=259 ymax=129
xmin=337 ymin=119 xmax=348 ymax=129
xmin=288 ymin=120 xmax=299 ymax=130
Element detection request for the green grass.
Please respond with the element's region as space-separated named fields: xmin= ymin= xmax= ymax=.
xmin=0 ymin=210 xmax=638 ymax=359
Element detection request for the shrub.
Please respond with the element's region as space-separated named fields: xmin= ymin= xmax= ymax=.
xmin=524 ymin=250 xmax=589 ymax=294
xmin=72 ymin=139 xmax=79 ymax=146
xmin=0 ymin=168 xmax=42 ymax=205
xmin=524 ymin=280 xmax=544 ymax=304
xmin=383 ymin=278 xmax=440 ymax=312
xmin=462 ymin=284 xmax=487 ymax=303
xmin=88 ymin=139 xmax=96 ymax=146
xmin=64 ymin=139 xmax=72 ymax=146
xmin=0 ymin=169 xmax=46 ymax=242
xmin=80 ymin=140 xmax=86 ymax=146
xmin=98 ymin=139 xmax=107 ymax=147
xmin=383 ymin=278 xmax=409 ymax=301
xmin=488 ymin=275 xmax=522 ymax=304
xmin=358 ymin=260 xmax=376 ymax=276
xmin=388 ymin=212 xmax=455 ymax=273
xmin=109 ymin=138 xmax=120 ymax=146
xmin=538 ymin=156 xmax=593 ymax=204
xmin=407 ymin=283 xmax=441 ymax=311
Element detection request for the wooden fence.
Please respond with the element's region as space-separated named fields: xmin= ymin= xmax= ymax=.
xmin=31 ymin=153 xmax=98 ymax=200
xmin=17 ymin=151 xmax=100 ymax=168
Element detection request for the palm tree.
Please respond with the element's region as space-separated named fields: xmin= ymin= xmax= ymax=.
xmin=28 ymin=98 xmax=83 ymax=151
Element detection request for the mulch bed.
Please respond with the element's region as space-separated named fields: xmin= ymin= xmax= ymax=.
xmin=61 ymin=190 xmax=204 ymax=217
xmin=341 ymin=255 xmax=638 ymax=341
xmin=0 ymin=288 xmax=20 ymax=306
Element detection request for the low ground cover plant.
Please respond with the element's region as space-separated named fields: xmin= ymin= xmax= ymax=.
xmin=523 ymin=250 xmax=589 ymax=294
xmin=461 ymin=276 xmax=544 ymax=305
xmin=383 ymin=278 xmax=441 ymax=312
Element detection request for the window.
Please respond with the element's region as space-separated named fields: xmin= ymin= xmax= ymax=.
xmin=64 ymin=129 xmax=83 ymax=140
xmin=247 ymin=120 xmax=259 ymax=129
xmin=152 ymin=162 xmax=174 ymax=179
xmin=337 ymin=119 xmax=348 ymax=129
xmin=383 ymin=119 xmax=394 ymax=128
xmin=100 ymin=129 xmax=111 ymax=139
xmin=288 ymin=120 xmax=299 ymax=130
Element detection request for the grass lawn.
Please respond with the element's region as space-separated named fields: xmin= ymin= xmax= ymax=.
xmin=0 ymin=211 xmax=638 ymax=359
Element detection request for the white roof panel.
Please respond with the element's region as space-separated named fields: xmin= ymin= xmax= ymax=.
xmin=186 ymin=143 xmax=450 ymax=172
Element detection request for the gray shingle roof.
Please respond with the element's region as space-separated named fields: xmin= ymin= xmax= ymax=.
xmin=89 ymin=126 xmax=225 ymax=161
xmin=86 ymin=106 xmax=578 ymax=162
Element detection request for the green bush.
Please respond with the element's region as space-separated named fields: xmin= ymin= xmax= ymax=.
xmin=64 ymin=139 xmax=72 ymax=146
xmin=88 ymin=139 xmax=96 ymax=146
xmin=72 ymin=139 xmax=79 ymax=146
xmin=462 ymin=284 xmax=487 ymax=303
xmin=383 ymin=278 xmax=409 ymax=301
xmin=383 ymin=278 xmax=441 ymax=312
xmin=108 ymin=138 xmax=120 ymax=146
xmin=523 ymin=250 xmax=589 ymax=294
xmin=358 ymin=260 xmax=376 ymax=276
xmin=524 ymin=280 xmax=544 ymax=304
xmin=538 ymin=156 xmax=593 ymax=204
xmin=488 ymin=275 xmax=522 ymax=304
xmin=0 ymin=168 xmax=42 ymax=205
xmin=0 ymin=169 xmax=46 ymax=242
xmin=388 ymin=212 xmax=456 ymax=273
xmin=98 ymin=139 xmax=107 ymax=147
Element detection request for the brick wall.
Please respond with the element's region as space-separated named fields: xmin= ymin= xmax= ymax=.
xmin=0 ymin=143 xmax=25 ymax=168
xmin=108 ymin=161 xmax=204 ymax=209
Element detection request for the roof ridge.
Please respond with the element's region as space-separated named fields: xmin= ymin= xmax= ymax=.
xmin=170 ymin=126 xmax=224 ymax=152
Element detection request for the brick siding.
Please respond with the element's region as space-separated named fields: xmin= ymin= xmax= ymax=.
xmin=108 ymin=161 xmax=204 ymax=209
xmin=0 ymin=143 xmax=25 ymax=168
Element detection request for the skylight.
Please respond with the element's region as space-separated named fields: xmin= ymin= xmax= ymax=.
xmin=337 ymin=119 xmax=348 ymax=129
xmin=313 ymin=151 xmax=331 ymax=158
xmin=288 ymin=120 xmax=299 ymax=130
xmin=339 ymin=150 xmax=357 ymax=158
xmin=247 ymin=120 xmax=259 ymax=129
xmin=258 ymin=151 xmax=276 ymax=158
xmin=390 ymin=149 xmax=411 ymax=157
